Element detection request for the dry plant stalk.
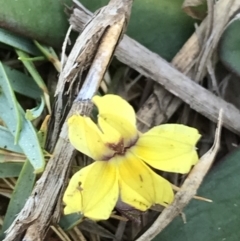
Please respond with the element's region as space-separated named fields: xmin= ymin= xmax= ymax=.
xmin=3 ymin=0 xmax=133 ymax=240
xmin=136 ymin=110 xmax=223 ymax=241
xmin=70 ymin=0 xmax=240 ymax=135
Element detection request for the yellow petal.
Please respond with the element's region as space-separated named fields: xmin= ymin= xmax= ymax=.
xmin=68 ymin=115 xmax=116 ymax=160
xmin=98 ymin=115 xmax=122 ymax=145
xmin=116 ymin=151 xmax=174 ymax=211
xmin=93 ymin=95 xmax=138 ymax=146
xmin=63 ymin=161 xmax=119 ymax=220
xmin=99 ymin=114 xmax=138 ymax=147
xmin=93 ymin=95 xmax=136 ymax=126
xmin=132 ymin=124 xmax=201 ymax=174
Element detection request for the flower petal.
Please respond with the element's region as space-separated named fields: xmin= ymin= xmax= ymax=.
xmin=132 ymin=124 xmax=201 ymax=174
xmin=93 ymin=95 xmax=138 ymax=146
xmin=68 ymin=115 xmax=116 ymax=160
xmin=98 ymin=115 xmax=123 ymax=144
xmin=63 ymin=161 xmax=119 ymax=220
xmin=93 ymin=95 xmax=136 ymax=125
xmin=99 ymin=114 xmax=138 ymax=147
xmin=116 ymin=151 xmax=174 ymax=211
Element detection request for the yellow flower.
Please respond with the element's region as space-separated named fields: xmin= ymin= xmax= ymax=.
xmin=63 ymin=95 xmax=201 ymax=220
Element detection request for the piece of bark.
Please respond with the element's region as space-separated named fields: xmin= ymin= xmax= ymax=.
xmin=3 ymin=0 xmax=133 ymax=240
xmin=70 ymin=1 xmax=240 ymax=135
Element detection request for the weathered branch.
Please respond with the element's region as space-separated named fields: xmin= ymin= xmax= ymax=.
xmin=71 ymin=0 xmax=240 ymax=135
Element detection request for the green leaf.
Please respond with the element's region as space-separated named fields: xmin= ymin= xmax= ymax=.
xmin=80 ymin=0 xmax=195 ymax=61
xmin=59 ymin=213 xmax=83 ymax=231
xmin=0 ymin=62 xmax=45 ymax=172
xmin=154 ymin=148 xmax=240 ymax=241
xmin=37 ymin=116 xmax=50 ymax=149
xmin=25 ymin=96 xmax=45 ymax=121
xmin=16 ymin=49 xmax=48 ymax=93
xmin=3 ymin=64 xmax=42 ymax=99
xmin=219 ymin=17 xmax=240 ymax=77
xmin=16 ymin=50 xmax=51 ymax=113
xmin=33 ymin=40 xmax=61 ymax=72
xmin=0 ymin=62 xmax=21 ymax=143
xmin=0 ymin=163 xmax=24 ymax=178
xmin=0 ymin=0 xmax=72 ymax=48
xmin=0 ymin=160 xmax=35 ymax=240
xmin=0 ymin=28 xmax=40 ymax=55
xmin=0 ymin=126 xmax=23 ymax=153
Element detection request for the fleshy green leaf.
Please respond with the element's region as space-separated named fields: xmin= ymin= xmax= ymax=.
xmin=219 ymin=17 xmax=240 ymax=76
xmin=16 ymin=49 xmax=51 ymax=113
xmin=0 ymin=160 xmax=35 ymax=240
xmin=0 ymin=163 xmax=24 ymax=178
xmin=2 ymin=64 xmax=42 ymax=99
xmin=0 ymin=62 xmax=45 ymax=172
xmin=59 ymin=213 xmax=83 ymax=231
xmin=0 ymin=28 xmax=40 ymax=55
xmin=16 ymin=49 xmax=48 ymax=93
xmin=0 ymin=126 xmax=23 ymax=153
xmin=154 ymin=148 xmax=240 ymax=241
xmin=25 ymin=96 xmax=45 ymax=121
xmin=0 ymin=62 xmax=21 ymax=143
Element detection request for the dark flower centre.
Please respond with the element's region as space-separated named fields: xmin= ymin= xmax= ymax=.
xmin=102 ymin=135 xmax=139 ymax=161
xmin=108 ymin=139 xmax=125 ymax=155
